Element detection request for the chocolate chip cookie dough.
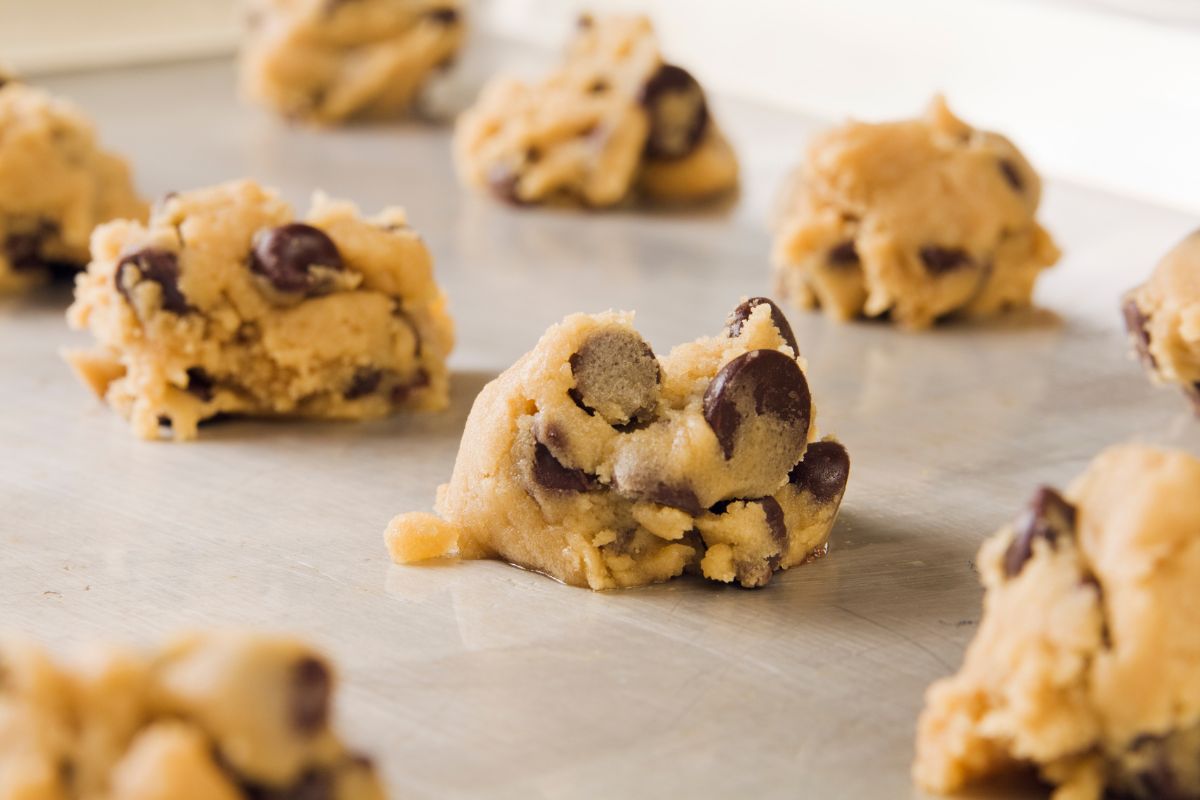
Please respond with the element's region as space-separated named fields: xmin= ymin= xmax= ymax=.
xmin=1123 ymin=230 xmax=1200 ymax=413
xmin=773 ymin=97 xmax=1060 ymax=329
xmin=240 ymin=0 xmax=465 ymax=124
xmin=0 ymin=78 xmax=146 ymax=293
xmin=0 ymin=631 xmax=384 ymax=799
xmin=386 ymin=298 xmax=849 ymax=590
xmin=914 ymin=444 xmax=1200 ymax=800
xmin=454 ymin=14 xmax=739 ymax=207
xmin=66 ymin=180 xmax=454 ymax=441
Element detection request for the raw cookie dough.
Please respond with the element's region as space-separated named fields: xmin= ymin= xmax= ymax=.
xmin=0 ymin=631 xmax=384 ymax=799
xmin=914 ymin=444 xmax=1200 ymax=800
xmin=0 ymin=77 xmax=146 ymax=293
xmin=1123 ymin=230 xmax=1200 ymax=414
xmin=772 ymin=97 xmax=1060 ymax=329
xmin=386 ymin=297 xmax=849 ymax=589
xmin=240 ymin=0 xmax=465 ymax=124
xmin=66 ymin=179 xmax=454 ymax=441
xmin=454 ymin=14 xmax=739 ymax=207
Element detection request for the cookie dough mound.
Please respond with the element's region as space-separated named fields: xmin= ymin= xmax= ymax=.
xmin=386 ymin=297 xmax=848 ymax=589
xmin=914 ymin=444 xmax=1200 ymax=799
xmin=0 ymin=631 xmax=384 ymax=799
xmin=454 ymin=14 xmax=738 ymax=208
xmin=240 ymin=0 xmax=465 ymax=124
xmin=1123 ymin=230 xmax=1200 ymax=414
xmin=772 ymin=97 xmax=1060 ymax=329
xmin=66 ymin=179 xmax=454 ymax=441
xmin=0 ymin=78 xmax=146 ymax=293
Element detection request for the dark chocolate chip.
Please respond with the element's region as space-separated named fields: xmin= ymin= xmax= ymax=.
xmin=788 ymin=440 xmax=851 ymax=503
xmin=390 ymin=369 xmax=430 ymax=405
xmin=1122 ymin=298 xmax=1157 ymax=369
xmin=236 ymin=769 xmax=334 ymax=800
xmin=427 ymin=7 xmax=459 ymax=25
xmin=702 ymin=349 xmax=812 ymax=460
xmin=157 ymin=415 xmax=172 ymax=428
xmin=919 ymin=246 xmax=973 ymax=275
xmin=185 ymin=367 xmax=215 ymax=402
xmin=639 ymin=482 xmax=702 ymax=515
xmin=828 ymin=240 xmax=859 ymax=266
xmin=756 ymin=495 xmax=787 ymax=552
xmin=569 ymin=329 xmax=661 ymax=426
xmin=289 ymin=657 xmax=331 ymax=736
xmin=250 ymin=224 xmax=343 ymax=296
xmin=1004 ymin=486 xmax=1077 ymax=578
xmin=998 ymin=158 xmax=1024 ymax=193
xmin=4 ymin=220 xmax=70 ymax=274
xmin=344 ymin=368 xmax=382 ymax=400
xmin=532 ymin=441 xmax=594 ymax=493
xmin=115 ymin=248 xmax=189 ymax=314
xmin=727 ymin=297 xmax=799 ymax=354
xmin=638 ymin=64 xmax=710 ymax=160
xmin=486 ymin=166 xmax=525 ymax=206
xmin=587 ymin=79 xmax=609 ymax=94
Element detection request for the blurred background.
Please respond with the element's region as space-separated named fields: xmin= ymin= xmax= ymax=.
xmin=1 ymin=0 xmax=1198 ymax=213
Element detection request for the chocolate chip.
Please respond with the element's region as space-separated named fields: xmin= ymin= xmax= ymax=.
xmin=788 ymin=440 xmax=850 ymax=503
xmin=727 ymin=297 xmax=799 ymax=354
xmin=390 ymin=369 xmax=430 ymax=405
xmin=532 ymin=441 xmax=594 ymax=492
xmin=4 ymin=220 xmax=66 ymax=274
xmin=185 ymin=368 xmax=215 ymax=402
xmin=828 ymin=240 xmax=859 ymax=266
xmin=638 ymin=64 xmax=710 ymax=160
xmin=289 ymin=657 xmax=331 ymax=736
xmin=486 ymin=166 xmax=525 ymax=206
xmin=569 ymin=329 xmax=661 ymax=426
xmin=587 ymin=79 xmax=609 ymax=94
xmin=919 ymin=246 xmax=973 ymax=275
xmin=702 ymin=349 xmax=811 ymax=460
xmin=525 ymin=146 xmax=542 ymax=164
xmin=734 ymin=496 xmax=788 ymax=588
xmin=235 ymin=770 xmax=334 ymax=800
xmin=639 ymin=482 xmax=702 ymax=515
xmin=998 ymin=159 xmax=1024 ymax=193
xmin=115 ymin=248 xmax=189 ymax=314
xmin=250 ymin=224 xmax=343 ymax=296
xmin=344 ymin=368 xmax=382 ymax=400
xmin=1122 ymin=298 xmax=1157 ymax=369
xmin=427 ymin=7 xmax=459 ymax=25
xmin=1004 ymin=486 xmax=1077 ymax=578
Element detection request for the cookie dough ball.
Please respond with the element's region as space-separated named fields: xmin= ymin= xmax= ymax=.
xmin=65 ymin=179 xmax=454 ymax=440
xmin=772 ymin=97 xmax=1060 ymax=329
xmin=914 ymin=444 xmax=1200 ymax=799
xmin=240 ymin=0 xmax=465 ymax=124
xmin=0 ymin=78 xmax=146 ymax=293
xmin=454 ymin=14 xmax=738 ymax=208
xmin=386 ymin=297 xmax=849 ymax=590
xmin=1123 ymin=230 xmax=1200 ymax=413
xmin=0 ymin=632 xmax=385 ymax=799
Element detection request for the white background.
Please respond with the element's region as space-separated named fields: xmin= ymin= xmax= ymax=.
xmin=1 ymin=0 xmax=1198 ymax=214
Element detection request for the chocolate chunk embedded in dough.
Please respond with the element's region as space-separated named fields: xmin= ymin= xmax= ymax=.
xmin=289 ymin=656 xmax=331 ymax=736
xmin=250 ymin=223 xmax=344 ymax=296
xmin=116 ymin=248 xmax=189 ymax=313
xmin=727 ymin=297 xmax=799 ymax=354
xmin=639 ymin=64 xmax=710 ymax=160
xmin=788 ymin=440 xmax=850 ymax=503
xmin=569 ymin=328 xmax=661 ymax=425
xmin=1004 ymin=486 xmax=1077 ymax=578
xmin=702 ymin=349 xmax=811 ymax=461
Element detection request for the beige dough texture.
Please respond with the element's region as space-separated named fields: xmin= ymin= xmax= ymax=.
xmin=240 ymin=0 xmax=465 ymax=124
xmin=0 ymin=631 xmax=384 ymax=799
xmin=386 ymin=297 xmax=849 ymax=590
xmin=0 ymin=77 xmax=146 ymax=293
xmin=1123 ymin=230 xmax=1200 ymax=414
xmin=454 ymin=14 xmax=739 ymax=208
xmin=772 ymin=97 xmax=1060 ymax=329
xmin=65 ymin=179 xmax=454 ymax=441
xmin=914 ymin=444 xmax=1200 ymax=800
